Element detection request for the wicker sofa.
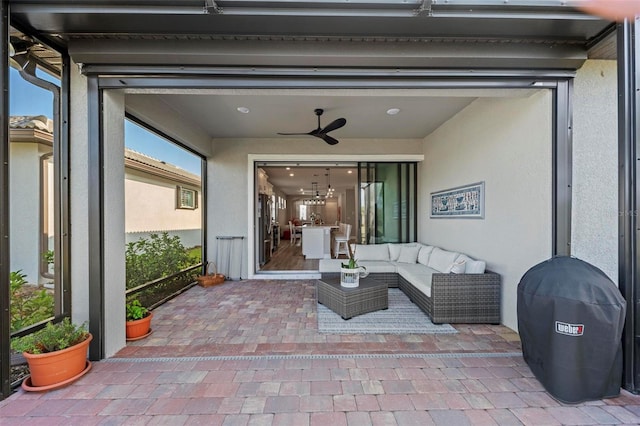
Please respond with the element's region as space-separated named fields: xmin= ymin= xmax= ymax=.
xmin=319 ymin=243 xmax=501 ymax=324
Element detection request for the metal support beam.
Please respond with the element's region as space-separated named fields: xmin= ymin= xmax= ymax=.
xmin=0 ymin=0 xmax=10 ymax=401
xmin=618 ymin=19 xmax=640 ymax=394
xmin=87 ymin=76 xmax=104 ymax=360
xmin=552 ymin=80 xmax=573 ymax=256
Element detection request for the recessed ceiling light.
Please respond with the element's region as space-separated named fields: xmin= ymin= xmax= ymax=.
xmin=286 ymin=167 xmax=291 ymax=170
xmin=386 ymin=108 xmax=400 ymax=115
xmin=348 ymin=170 xmax=353 ymax=174
xmin=300 ymin=188 xmax=304 ymax=192
xmin=236 ymin=107 xmax=250 ymax=114
xmin=289 ymin=173 xmax=294 ymax=177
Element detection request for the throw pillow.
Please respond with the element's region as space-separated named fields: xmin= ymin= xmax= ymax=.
xmin=417 ymin=246 xmax=434 ymax=266
xmin=353 ymin=244 xmax=390 ymax=261
xmin=397 ymin=245 xmax=421 ymax=264
xmin=447 ymin=259 xmax=467 ymax=274
xmin=388 ymin=244 xmax=402 ymax=261
xmin=466 ymin=260 xmax=486 ymax=274
xmin=427 ymin=247 xmax=460 ymax=273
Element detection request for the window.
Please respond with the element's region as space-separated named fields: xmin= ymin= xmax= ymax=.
xmin=177 ymin=186 xmax=198 ymax=209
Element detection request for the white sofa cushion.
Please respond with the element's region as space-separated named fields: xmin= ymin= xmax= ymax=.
xmin=446 ymin=254 xmax=471 ymax=273
xmin=388 ymin=243 xmax=418 ymax=261
xmin=448 ymin=259 xmax=467 ymax=273
xmin=397 ymin=264 xmax=436 ymax=298
xmin=412 ymin=280 xmax=433 ymax=298
xmin=417 ymin=246 xmax=434 ymax=266
xmin=428 ymin=247 xmax=460 ymax=273
xmin=353 ymin=244 xmax=390 ymax=261
xmin=466 ymin=260 xmax=486 ymax=274
xmin=357 ymin=260 xmax=398 ymax=273
xmin=397 ymin=245 xmax=421 ymax=264
xmin=388 ymin=244 xmax=401 ymax=261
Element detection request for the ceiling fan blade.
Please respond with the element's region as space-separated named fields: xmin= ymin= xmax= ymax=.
xmin=277 ymin=131 xmax=314 ymax=136
xmin=321 ymin=135 xmax=339 ymax=145
xmin=321 ymin=118 xmax=346 ymax=134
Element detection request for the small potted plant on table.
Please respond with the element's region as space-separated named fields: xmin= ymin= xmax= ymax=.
xmin=126 ymin=299 xmax=153 ymax=341
xmin=11 ymin=318 xmax=92 ymax=391
xmin=340 ymin=244 xmax=368 ymax=288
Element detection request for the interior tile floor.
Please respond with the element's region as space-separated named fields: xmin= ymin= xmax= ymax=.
xmin=2 ymin=280 xmax=640 ymax=425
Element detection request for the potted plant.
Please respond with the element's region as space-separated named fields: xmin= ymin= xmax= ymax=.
xmin=340 ymin=244 xmax=368 ymax=288
xmin=126 ymin=299 xmax=153 ymax=340
xmin=11 ymin=317 xmax=92 ymax=390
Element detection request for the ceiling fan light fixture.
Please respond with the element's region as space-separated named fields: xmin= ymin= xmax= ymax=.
xmin=277 ymin=109 xmax=346 ymax=145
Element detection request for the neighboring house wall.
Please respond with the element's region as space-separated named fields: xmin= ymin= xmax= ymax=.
xmin=420 ymin=90 xmax=553 ymax=331
xmin=124 ymin=168 xmax=202 ymax=248
xmin=9 ymin=142 xmax=51 ymax=285
xmin=572 ymin=59 xmax=618 ymax=283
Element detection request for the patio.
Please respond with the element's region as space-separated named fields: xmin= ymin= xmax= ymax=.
xmin=2 ymin=279 xmax=640 ymax=425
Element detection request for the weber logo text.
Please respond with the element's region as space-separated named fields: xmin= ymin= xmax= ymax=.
xmin=555 ymin=321 xmax=584 ymax=336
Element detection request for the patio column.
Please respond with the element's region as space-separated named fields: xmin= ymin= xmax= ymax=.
xmin=101 ymin=90 xmax=126 ymax=357
xmin=618 ymin=19 xmax=640 ymax=393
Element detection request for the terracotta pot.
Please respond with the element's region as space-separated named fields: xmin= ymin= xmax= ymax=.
xmin=23 ymin=333 xmax=92 ymax=388
xmin=126 ymin=312 xmax=153 ymax=339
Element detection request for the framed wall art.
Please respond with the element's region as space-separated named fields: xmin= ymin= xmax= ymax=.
xmin=430 ymin=181 xmax=485 ymax=219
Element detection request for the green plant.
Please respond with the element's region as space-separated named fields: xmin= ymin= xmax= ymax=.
xmin=11 ymin=318 xmax=89 ymax=354
xmin=341 ymin=244 xmax=366 ymax=272
xmin=125 ymin=232 xmax=196 ymax=289
xmin=10 ymin=270 xmax=55 ymax=332
xmin=126 ymin=299 xmax=149 ymax=321
xmin=43 ymin=250 xmax=55 ymax=265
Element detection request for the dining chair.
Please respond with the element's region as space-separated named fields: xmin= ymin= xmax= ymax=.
xmin=334 ymin=223 xmax=352 ymax=258
xmin=289 ymin=221 xmax=301 ymax=245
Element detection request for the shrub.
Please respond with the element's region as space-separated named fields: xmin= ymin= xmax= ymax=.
xmin=10 ymin=270 xmax=55 ymax=332
xmin=125 ymin=232 xmax=196 ymax=289
xmin=126 ymin=299 xmax=149 ymax=321
xmin=11 ymin=318 xmax=89 ymax=354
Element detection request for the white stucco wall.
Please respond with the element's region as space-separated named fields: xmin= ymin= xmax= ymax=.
xmin=70 ymin=61 xmax=90 ymax=326
xmin=103 ymin=90 xmax=127 ymax=357
xmin=208 ymin=138 xmax=424 ymax=278
xmin=420 ymin=91 xmax=553 ymax=331
xmin=124 ymin=170 xmax=202 ymax=234
xmin=9 ymin=143 xmax=45 ymax=284
xmin=572 ymin=60 xmax=618 ymax=284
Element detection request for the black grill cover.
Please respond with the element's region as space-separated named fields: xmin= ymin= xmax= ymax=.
xmin=517 ymin=256 xmax=626 ymax=404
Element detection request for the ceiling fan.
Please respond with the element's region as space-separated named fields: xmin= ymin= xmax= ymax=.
xmin=277 ymin=108 xmax=346 ymax=145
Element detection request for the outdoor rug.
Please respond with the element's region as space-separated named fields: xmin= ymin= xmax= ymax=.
xmin=317 ymin=289 xmax=458 ymax=334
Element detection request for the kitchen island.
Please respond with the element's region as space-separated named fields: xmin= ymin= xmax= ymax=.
xmin=301 ymin=225 xmax=336 ymax=259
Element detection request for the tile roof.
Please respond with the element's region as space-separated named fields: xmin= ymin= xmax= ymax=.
xmin=125 ymin=149 xmax=200 ymax=184
xmin=10 ymin=115 xmax=200 ymax=184
xmin=10 ymin=115 xmax=54 ymax=133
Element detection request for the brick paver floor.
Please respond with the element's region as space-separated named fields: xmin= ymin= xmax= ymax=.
xmin=2 ymin=280 xmax=640 ymax=425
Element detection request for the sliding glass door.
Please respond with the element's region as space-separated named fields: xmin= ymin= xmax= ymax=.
xmin=358 ymin=162 xmax=417 ymax=245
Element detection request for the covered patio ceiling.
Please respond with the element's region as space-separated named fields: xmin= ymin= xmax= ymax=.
xmin=8 ymin=1 xmax=617 ymax=161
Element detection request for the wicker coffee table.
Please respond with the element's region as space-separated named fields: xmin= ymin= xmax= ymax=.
xmin=316 ymin=276 xmax=388 ymax=319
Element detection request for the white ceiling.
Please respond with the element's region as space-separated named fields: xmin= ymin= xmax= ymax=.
xmin=261 ymin=165 xmax=358 ymax=197
xmin=127 ymin=88 xmax=540 ymax=195
xmin=127 ymin=88 xmax=539 ymax=140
